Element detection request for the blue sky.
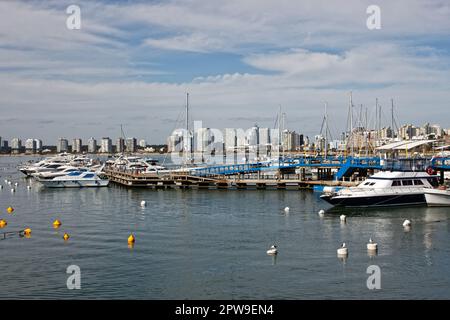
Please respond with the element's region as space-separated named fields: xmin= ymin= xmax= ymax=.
xmin=0 ymin=0 xmax=449 ymax=144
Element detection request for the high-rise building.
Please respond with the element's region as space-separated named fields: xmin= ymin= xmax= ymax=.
xmin=246 ymin=125 xmax=259 ymax=147
xmin=299 ymin=134 xmax=304 ymax=146
xmin=259 ymin=128 xmax=271 ymax=147
xmin=11 ymin=138 xmax=22 ymax=153
xmin=168 ymin=130 xmax=183 ymax=153
xmin=57 ymin=138 xmax=69 ymax=153
xmin=72 ymin=139 xmax=82 ymax=153
xmin=116 ymin=138 xmax=125 ymax=153
xmin=88 ymin=137 xmax=97 ymax=153
xmin=34 ymin=139 xmax=43 ymax=152
xmin=126 ymin=138 xmax=137 ymax=153
xmin=25 ymin=139 xmax=37 ymax=153
xmin=139 ymin=139 xmax=146 ymax=148
xmin=224 ymin=128 xmax=237 ymax=152
xmin=100 ymin=137 xmax=113 ymax=153
xmin=194 ymin=128 xmax=212 ymax=152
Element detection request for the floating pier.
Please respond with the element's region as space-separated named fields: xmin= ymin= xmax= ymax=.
xmin=104 ymin=168 xmax=357 ymax=190
xmin=103 ymin=156 xmax=449 ymax=189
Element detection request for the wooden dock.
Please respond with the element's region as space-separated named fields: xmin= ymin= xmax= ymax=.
xmin=103 ymin=168 xmax=358 ymax=190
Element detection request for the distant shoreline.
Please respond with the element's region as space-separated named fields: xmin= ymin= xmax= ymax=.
xmin=0 ymin=152 xmax=168 ymax=157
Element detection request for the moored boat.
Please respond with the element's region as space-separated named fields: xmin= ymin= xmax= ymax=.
xmin=320 ymin=170 xmax=439 ymax=207
xmin=38 ymin=171 xmax=109 ymax=188
xmin=424 ymin=187 xmax=450 ymax=207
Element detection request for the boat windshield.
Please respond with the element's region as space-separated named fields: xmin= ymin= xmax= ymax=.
xmin=67 ymin=172 xmax=82 ymax=176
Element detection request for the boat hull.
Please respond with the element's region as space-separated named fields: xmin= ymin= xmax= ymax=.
xmin=39 ymin=180 xmax=109 ymax=188
xmin=320 ymin=193 xmax=426 ymax=208
xmin=424 ymin=189 xmax=450 ymax=207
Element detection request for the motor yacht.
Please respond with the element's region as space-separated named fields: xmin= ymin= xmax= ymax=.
xmin=38 ymin=171 xmax=109 ymax=188
xmin=424 ymin=186 xmax=450 ymax=206
xmin=320 ymin=170 xmax=439 ymax=207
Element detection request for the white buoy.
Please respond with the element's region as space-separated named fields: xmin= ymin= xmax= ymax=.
xmin=27 ymin=186 xmax=31 ymax=190
xmin=14 ymin=182 xmax=18 ymax=187
xmin=318 ymin=209 xmax=325 ymax=217
xmin=284 ymin=207 xmax=290 ymax=214
xmin=266 ymin=245 xmax=278 ymax=255
xmin=337 ymin=243 xmax=348 ymax=256
xmin=140 ymin=200 xmax=147 ymax=207
xmin=403 ymin=219 xmax=411 ymax=227
xmin=367 ymin=238 xmax=378 ymax=251
xmin=11 ymin=188 xmax=15 ymax=193
xmin=340 ymin=214 xmax=346 ymax=222
xmin=7 ymin=181 xmax=12 ymax=185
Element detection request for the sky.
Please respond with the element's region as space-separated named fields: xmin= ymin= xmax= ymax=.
xmin=0 ymin=0 xmax=449 ymax=144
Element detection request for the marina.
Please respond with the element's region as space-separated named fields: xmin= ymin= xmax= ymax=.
xmin=1 ymin=156 xmax=450 ymax=299
xmin=1 ymin=0 xmax=450 ymax=305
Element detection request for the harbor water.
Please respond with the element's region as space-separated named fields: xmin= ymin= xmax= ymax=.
xmin=0 ymin=156 xmax=449 ymax=299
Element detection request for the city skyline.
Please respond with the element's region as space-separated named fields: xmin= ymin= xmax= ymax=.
xmin=1 ymin=119 xmax=448 ymax=155
xmin=0 ymin=1 xmax=449 ymax=143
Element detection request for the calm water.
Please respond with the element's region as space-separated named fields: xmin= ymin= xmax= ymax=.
xmin=0 ymin=156 xmax=449 ymax=299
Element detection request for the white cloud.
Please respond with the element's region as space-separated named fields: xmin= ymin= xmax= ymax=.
xmin=0 ymin=0 xmax=449 ymax=143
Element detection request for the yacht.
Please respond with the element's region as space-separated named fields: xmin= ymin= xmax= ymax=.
xmin=33 ymin=166 xmax=88 ymax=179
xmin=109 ymin=155 xmax=167 ymax=173
xmin=320 ymin=170 xmax=439 ymax=207
xmin=424 ymin=186 xmax=450 ymax=206
xmin=19 ymin=154 xmax=94 ymax=177
xmin=38 ymin=171 xmax=109 ymax=188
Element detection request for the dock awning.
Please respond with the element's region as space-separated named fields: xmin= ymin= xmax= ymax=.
xmin=376 ymin=140 xmax=435 ymax=151
xmin=392 ymin=140 xmax=435 ymax=150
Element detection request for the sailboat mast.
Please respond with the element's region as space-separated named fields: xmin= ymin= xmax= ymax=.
xmin=186 ymin=93 xmax=189 ymax=133
xmin=185 ymin=92 xmax=190 ymax=164
xmin=324 ymin=102 xmax=328 ymax=158
xmin=391 ymin=98 xmax=394 ymax=138
xmin=350 ymin=92 xmax=354 ymax=156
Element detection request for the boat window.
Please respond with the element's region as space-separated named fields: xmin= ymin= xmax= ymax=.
xmin=364 ymin=182 xmax=371 ymax=185
xmin=413 ymin=180 xmax=424 ymax=186
xmin=402 ymin=180 xmax=413 ymax=186
xmin=369 ymin=182 xmax=376 ymax=186
xmin=427 ymin=178 xmax=439 ymax=188
xmin=391 ymin=180 xmax=401 ymax=186
xmin=68 ymin=172 xmax=82 ymax=176
xmin=84 ymin=174 xmax=95 ymax=178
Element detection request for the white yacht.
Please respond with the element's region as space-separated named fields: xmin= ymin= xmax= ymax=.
xmin=424 ymin=187 xmax=450 ymax=206
xmin=320 ymin=171 xmax=439 ymax=207
xmin=33 ymin=166 xmax=88 ymax=179
xmin=110 ymin=155 xmax=167 ymax=173
xmin=38 ymin=171 xmax=109 ymax=188
xmin=19 ymin=154 xmax=98 ymax=177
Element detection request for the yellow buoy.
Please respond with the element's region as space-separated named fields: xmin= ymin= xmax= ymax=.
xmin=23 ymin=228 xmax=32 ymax=237
xmin=7 ymin=207 xmax=14 ymax=214
xmin=0 ymin=219 xmax=7 ymax=228
xmin=128 ymin=234 xmax=135 ymax=244
xmin=53 ymin=219 xmax=62 ymax=228
xmin=63 ymin=233 xmax=70 ymax=241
